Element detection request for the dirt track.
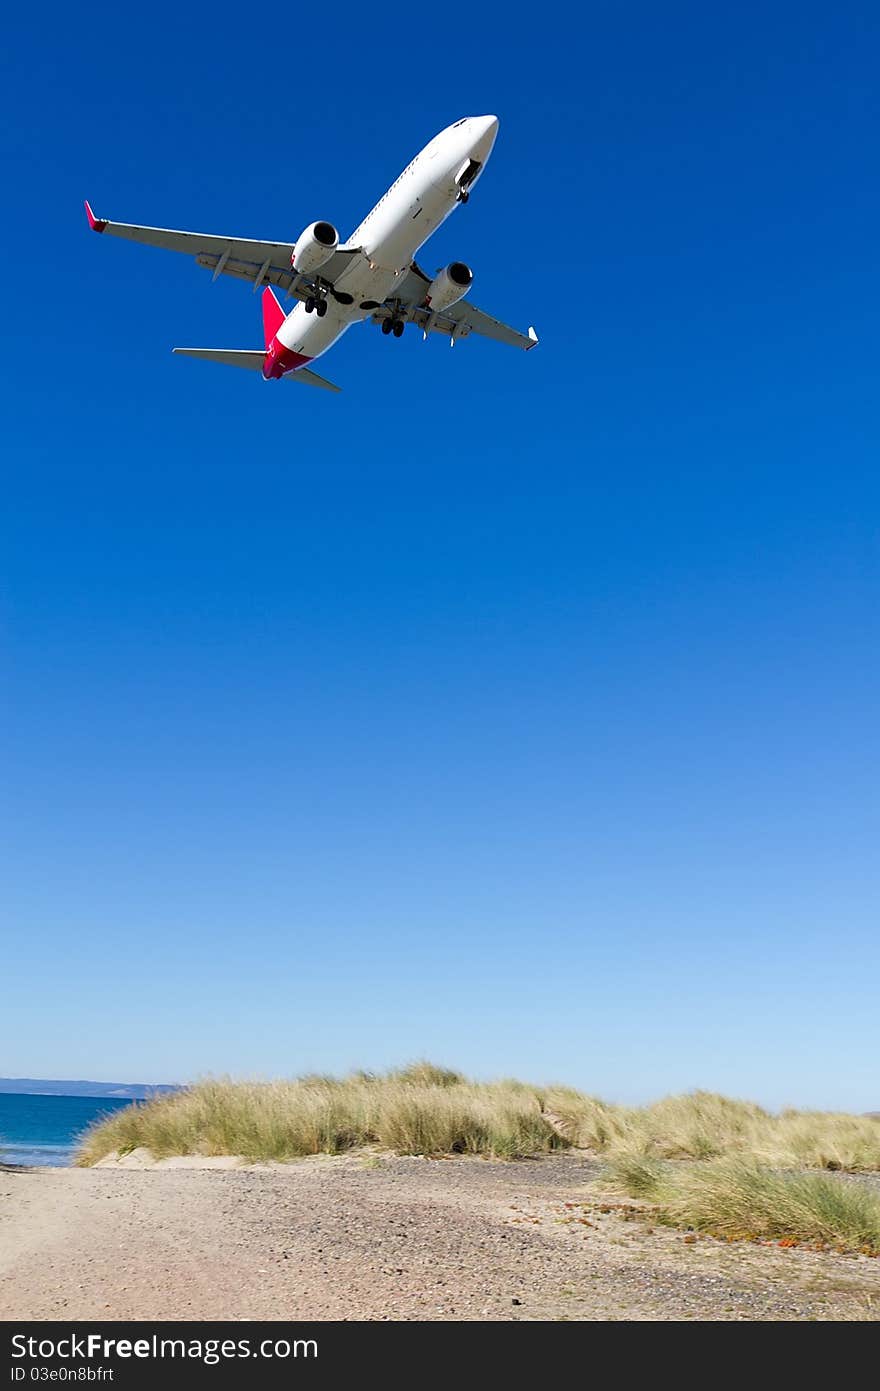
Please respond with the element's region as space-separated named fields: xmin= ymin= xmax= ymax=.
xmin=1 ymin=1153 xmax=877 ymax=1321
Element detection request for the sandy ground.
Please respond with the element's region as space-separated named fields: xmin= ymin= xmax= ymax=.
xmin=1 ymin=1153 xmax=878 ymax=1321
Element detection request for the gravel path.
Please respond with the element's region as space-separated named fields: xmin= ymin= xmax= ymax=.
xmin=1 ymin=1153 xmax=877 ymax=1321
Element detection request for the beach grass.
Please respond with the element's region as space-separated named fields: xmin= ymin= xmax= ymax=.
xmin=543 ymin=1087 xmax=880 ymax=1171
xmin=76 ymin=1066 xmax=880 ymax=1179
xmin=75 ymin=1068 xmax=565 ymax=1165
xmin=603 ymin=1152 xmax=880 ymax=1255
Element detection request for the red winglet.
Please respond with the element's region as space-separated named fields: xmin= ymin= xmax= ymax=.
xmin=84 ymin=199 xmax=107 ymax=233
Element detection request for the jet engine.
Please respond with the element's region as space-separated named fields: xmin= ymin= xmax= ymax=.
xmin=290 ymin=221 xmax=339 ymax=274
xmin=425 ymin=261 xmax=473 ymax=312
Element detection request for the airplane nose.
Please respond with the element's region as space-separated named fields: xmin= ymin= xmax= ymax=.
xmin=470 ymin=114 xmax=499 ymax=159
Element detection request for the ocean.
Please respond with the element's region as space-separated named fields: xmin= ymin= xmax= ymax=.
xmin=0 ymin=1093 xmax=134 ymax=1167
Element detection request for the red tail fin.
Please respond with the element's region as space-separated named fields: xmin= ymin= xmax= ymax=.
xmin=261 ymin=286 xmax=286 ymax=349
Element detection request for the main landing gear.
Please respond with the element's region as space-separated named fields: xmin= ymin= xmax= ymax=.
xmin=305 ymin=295 xmax=328 ymax=318
xmin=382 ymin=317 xmax=405 ymax=338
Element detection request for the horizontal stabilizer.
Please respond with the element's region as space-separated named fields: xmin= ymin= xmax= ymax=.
xmin=171 ymin=347 xmax=341 ymax=392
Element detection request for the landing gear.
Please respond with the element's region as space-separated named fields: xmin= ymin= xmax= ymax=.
xmin=382 ymin=311 xmax=405 ymax=337
xmin=381 ymin=318 xmax=393 ymax=335
xmin=305 ymin=293 xmax=329 ymax=317
xmin=456 ymin=189 xmax=470 ymax=204
xmin=392 ymin=319 xmax=404 ymax=338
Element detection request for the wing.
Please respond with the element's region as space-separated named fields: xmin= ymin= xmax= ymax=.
xmin=171 ymin=348 xmax=341 ymax=392
xmin=388 ymin=260 xmax=538 ymax=351
xmin=84 ymin=201 xmax=360 ymax=300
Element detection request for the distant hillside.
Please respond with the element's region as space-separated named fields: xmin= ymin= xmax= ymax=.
xmin=0 ymin=1078 xmax=177 ymax=1100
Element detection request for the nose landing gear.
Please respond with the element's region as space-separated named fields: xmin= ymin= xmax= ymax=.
xmin=455 ymin=158 xmax=481 ymax=204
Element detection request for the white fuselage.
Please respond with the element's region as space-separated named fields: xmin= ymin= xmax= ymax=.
xmin=275 ymin=116 xmax=499 ymax=366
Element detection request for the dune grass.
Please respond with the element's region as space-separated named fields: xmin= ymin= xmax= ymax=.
xmin=543 ymin=1087 xmax=880 ymax=1172
xmin=75 ymin=1068 xmax=565 ymax=1165
xmin=604 ymin=1152 xmax=880 ymax=1255
xmin=76 ymin=1065 xmax=880 ymax=1180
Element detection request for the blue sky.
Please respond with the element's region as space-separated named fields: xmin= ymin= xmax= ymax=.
xmin=1 ymin=3 xmax=878 ymax=1109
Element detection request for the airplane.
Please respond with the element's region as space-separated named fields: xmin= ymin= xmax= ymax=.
xmin=85 ymin=115 xmax=538 ymax=394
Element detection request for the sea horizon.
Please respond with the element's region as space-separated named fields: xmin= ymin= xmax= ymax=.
xmin=0 ymin=1093 xmax=141 ymax=1168
xmin=0 ymin=1078 xmax=179 ymax=1167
